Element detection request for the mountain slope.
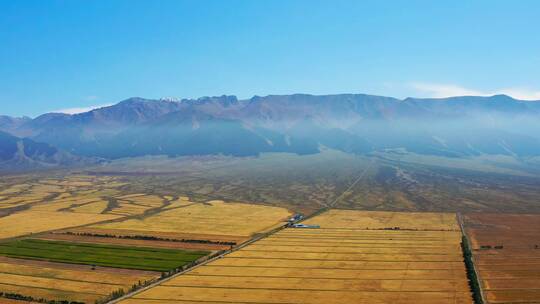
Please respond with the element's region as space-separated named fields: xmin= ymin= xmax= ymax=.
xmin=0 ymin=115 xmax=31 ymax=134
xmin=0 ymin=131 xmax=94 ymax=170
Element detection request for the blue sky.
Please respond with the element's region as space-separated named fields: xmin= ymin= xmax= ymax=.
xmin=1 ymin=0 xmax=539 ymax=117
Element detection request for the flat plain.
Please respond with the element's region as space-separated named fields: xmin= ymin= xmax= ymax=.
xmin=3 ymin=152 xmax=540 ymax=303
xmin=92 ymin=151 xmax=540 ymax=214
xmin=463 ymin=213 xmax=540 ymax=304
xmin=88 ymin=200 xmax=292 ymax=245
xmin=120 ymin=210 xmax=472 ymax=304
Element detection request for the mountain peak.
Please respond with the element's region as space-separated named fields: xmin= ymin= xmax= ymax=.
xmin=117 ymin=97 xmax=157 ymax=105
xmin=491 ymin=94 xmax=512 ymax=98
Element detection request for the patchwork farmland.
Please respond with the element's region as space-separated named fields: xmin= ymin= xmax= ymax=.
xmin=76 ymin=200 xmax=292 ymax=251
xmin=0 ymin=175 xmax=292 ymax=303
xmin=0 ymin=175 xmax=125 ymax=239
xmin=0 ymin=256 xmax=158 ymax=303
xmin=119 ymin=210 xmax=473 ymax=304
xmin=0 ymin=238 xmax=207 ymax=303
xmin=463 ymin=213 xmax=540 ymax=304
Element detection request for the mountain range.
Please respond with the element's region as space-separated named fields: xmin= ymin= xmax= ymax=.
xmin=2 ymin=93 xmax=540 ymax=169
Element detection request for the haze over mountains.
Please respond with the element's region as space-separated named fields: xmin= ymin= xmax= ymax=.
xmin=0 ymin=131 xmax=90 ymax=170
xmin=2 ymin=93 xmax=540 ymax=168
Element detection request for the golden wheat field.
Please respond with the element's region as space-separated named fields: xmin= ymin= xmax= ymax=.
xmin=92 ymin=200 xmax=292 ymax=237
xmin=0 ymin=175 xmax=128 ymax=239
xmin=119 ymin=210 xmax=472 ymax=304
xmin=0 ymin=175 xmax=183 ymax=240
xmin=0 ymin=257 xmax=158 ymax=303
xmin=0 ymin=174 xmax=233 ymax=303
xmin=303 ymin=209 xmax=460 ymax=230
xmin=0 ymin=210 xmax=121 ymax=239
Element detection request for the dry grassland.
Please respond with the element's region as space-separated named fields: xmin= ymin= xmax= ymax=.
xmin=107 ymin=195 xmax=165 ymax=216
xmin=120 ymin=210 xmax=472 ymax=304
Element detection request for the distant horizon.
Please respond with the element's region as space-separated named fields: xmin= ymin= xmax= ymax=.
xmin=19 ymin=91 xmax=540 ymax=118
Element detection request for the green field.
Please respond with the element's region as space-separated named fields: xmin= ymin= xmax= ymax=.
xmin=0 ymin=239 xmax=208 ymax=271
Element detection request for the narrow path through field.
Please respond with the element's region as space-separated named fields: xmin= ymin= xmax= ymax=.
xmin=326 ymin=159 xmax=375 ymax=208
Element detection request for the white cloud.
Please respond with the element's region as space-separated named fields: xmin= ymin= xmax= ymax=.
xmin=410 ymin=82 xmax=540 ymax=100
xmin=498 ymin=88 xmax=540 ymax=101
xmin=52 ymin=103 xmax=113 ymax=115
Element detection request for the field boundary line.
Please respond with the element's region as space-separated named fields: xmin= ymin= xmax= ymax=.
xmin=181 ymin=273 xmax=469 ymax=280
xmin=176 ymin=273 xmax=470 ymax=280
xmin=210 ymin=257 xmax=464 ymax=262
xmin=201 ymin=264 xmax=464 ymax=270
xmin=156 ymin=284 xmax=471 ymax=293
xmin=237 ymin=249 xmax=460 ymax=255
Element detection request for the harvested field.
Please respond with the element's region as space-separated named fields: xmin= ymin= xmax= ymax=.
xmin=463 ymin=213 xmax=540 ymax=304
xmin=0 ymin=239 xmax=209 ymax=272
xmin=0 ymin=256 xmax=158 ymax=304
xmin=92 ymin=200 xmax=291 ymax=238
xmin=120 ymin=210 xmax=472 ymax=304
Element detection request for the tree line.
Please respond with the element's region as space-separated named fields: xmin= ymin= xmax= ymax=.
xmin=59 ymin=231 xmax=237 ymax=246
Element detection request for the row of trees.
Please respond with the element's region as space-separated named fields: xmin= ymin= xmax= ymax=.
xmin=60 ymin=231 xmax=237 ymax=246
xmin=0 ymin=292 xmax=84 ymax=304
xmin=94 ymin=280 xmax=151 ymax=304
xmin=462 ymin=236 xmax=484 ymax=304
